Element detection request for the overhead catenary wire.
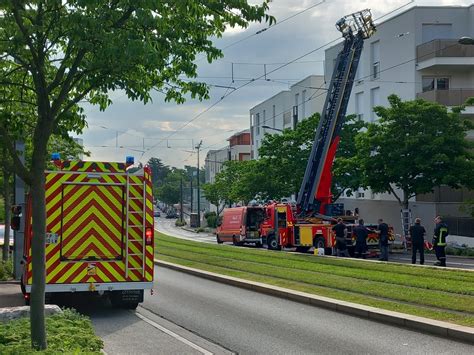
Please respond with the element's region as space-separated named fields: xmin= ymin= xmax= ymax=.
xmin=140 ymin=1 xmax=417 ymax=161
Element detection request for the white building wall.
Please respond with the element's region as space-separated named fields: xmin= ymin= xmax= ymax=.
xmin=205 ymin=147 xmax=229 ymax=184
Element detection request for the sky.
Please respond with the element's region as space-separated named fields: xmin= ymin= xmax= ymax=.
xmin=78 ymin=0 xmax=472 ymax=168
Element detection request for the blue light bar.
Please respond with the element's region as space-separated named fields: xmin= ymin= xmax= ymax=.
xmin=51 ymin=153 xmax=61 ymax=160
xmin=126 ymin=156 xmax=135 ymax=165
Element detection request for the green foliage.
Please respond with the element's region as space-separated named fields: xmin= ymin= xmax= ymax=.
xmin=445 ymin=246 xmax=474 ymax=257
xmin=195 ymin=227 xmax=206 ymax=233
xmin=460 ymin=200 xmax=474 ymax=218
xmin=0 ymin=257 xmax=13 ymax=281
xmin=204 ymin=211 xmax=218 ymax=228
xmin=0 ymin=309 xmax=103 ymax=353
xmin=356 ymin=95 xmax=474 ymax=207
xmin=175 ymin=219 xmax=186 ymax=227
xmin=148 ymin=157 xmax=170 ymax=189
xmin=0 ymin=197 xmax=4 ymax=224
xmin=205 ymin=114 xmax=366 ymax=203
xmin=156 ymin=233 xmax=474 ymax=326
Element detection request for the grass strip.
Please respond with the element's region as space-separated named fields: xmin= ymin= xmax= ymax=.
xmin=158 ymin=233 xmax=474 ymax=283
xmin=0 ymin=309 xmax=103 ymax=354
xmin=157 ymin=253 xmax=474 ymax=327
xmin=158 ymin=238 xmax=474 ymax=295
xmin=155 ymin=233 xmax=474 ymax=326
xmin=158 ymin=245 xmax=474 ymax=314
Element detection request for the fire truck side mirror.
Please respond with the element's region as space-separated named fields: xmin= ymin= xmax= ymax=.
xmin=11 ymin=205 xmax=22 ymax=231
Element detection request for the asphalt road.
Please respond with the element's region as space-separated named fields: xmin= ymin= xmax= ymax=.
xmin=144 ymin=266 xmax=474 ymax=354
xmin=155 ymin=217 xmax=474 ymax=270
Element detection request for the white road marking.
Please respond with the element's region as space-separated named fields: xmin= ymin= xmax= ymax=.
xmin=135 ymin=311 xmax=213 ymax=355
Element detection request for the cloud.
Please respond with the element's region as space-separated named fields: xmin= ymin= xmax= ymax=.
xmin=79 ymin=0 xmax=472 ymax=168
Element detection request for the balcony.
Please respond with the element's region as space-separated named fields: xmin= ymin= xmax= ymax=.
xmin=417 ymin=88 xmax=474 ymax=107
xmin=416 ymin=39 xmax=474 ymax=70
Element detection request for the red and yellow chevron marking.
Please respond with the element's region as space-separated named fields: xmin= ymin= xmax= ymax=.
xmin=25 ymin=162 xmax=154 ymax=286
xmin=61 ymin=184 xmax=124 ymax=260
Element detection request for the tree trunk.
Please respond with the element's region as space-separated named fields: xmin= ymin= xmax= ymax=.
xmin=402 ymin=190 xmax=410 ymax=210
xmin=29 ymin=157 xmax=47 ymax=350
xmin=2 ymin=167 xmax=11 ymax=261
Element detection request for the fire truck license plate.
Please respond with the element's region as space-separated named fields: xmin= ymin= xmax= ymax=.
xmin=121 ymin=290 xmax=144 ymax=303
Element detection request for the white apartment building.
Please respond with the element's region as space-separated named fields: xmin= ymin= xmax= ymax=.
xmin=250 ymin=75 xmax=327 ymax=159
xmin=324 ymin=5 xmax=474 ymax=237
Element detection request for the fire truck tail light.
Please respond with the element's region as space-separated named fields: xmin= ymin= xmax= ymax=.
xmin=145 ymin=227 xmax=153 ymax=245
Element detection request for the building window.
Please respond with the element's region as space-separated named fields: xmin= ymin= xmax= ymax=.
xmin=371 ymin=41 xmax=380 ymax=80
xmin=272 ymin=105 xmax=276 ymax=128
xmin=302 ymin=90 xmax=306 ymax=119
xmin=256 ymin=113 xmax=260 ymax=135
xmin=422 ymin=77 xmax=450 ymax=92
xmin=263 ymin=110 xmax=266 ymax=131
xmin=370 ymin=87 xmax=380 ymax=122
xmin=283 ymin=111 xmax=291 ymax=126
xmin=422 ymin=24 xmax=452 ymax=44
xmin=355 ymin=92 xmax=364 ymax=120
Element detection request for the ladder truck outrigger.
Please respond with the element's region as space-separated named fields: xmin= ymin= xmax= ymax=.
xmin=259 ymin=10 xmax=381 ymax=253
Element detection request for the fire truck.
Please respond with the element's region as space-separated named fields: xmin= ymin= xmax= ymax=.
xmin=258 ymin=10 xmax=384 ymax=253
xmin=19 ymin=156 xmax=154 ymax=309
xmin=215 ymin=10 xmax=394 ymax=254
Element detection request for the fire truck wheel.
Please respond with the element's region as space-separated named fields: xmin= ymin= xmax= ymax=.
xmin=267 ymin=235 xmax=280 ymax=251
xmin=216 ymin=235 xmax=223 ymax=244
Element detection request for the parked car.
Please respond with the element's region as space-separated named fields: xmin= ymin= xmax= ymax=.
xmin=153 ymin=209 xmax=161 ymax=217
xmin=166 ymin=210 xmax=178 ymax=219
xmin=0 ymin=224 xmax=14 ymax=251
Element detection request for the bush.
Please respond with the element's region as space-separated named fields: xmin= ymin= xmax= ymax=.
xmin=196 ymin=227 xmax=205 ymax=233
xmin=0 ymin=258 xmax=13 ymax=281
xmin=204 ymin=212 xmax=217 ymax=228
xmin=175 ymin=219 xmax=186 ymax=227
xmin=0 ymin=308 xmax=103 ymax=353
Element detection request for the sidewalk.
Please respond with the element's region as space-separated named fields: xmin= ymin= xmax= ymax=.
xmin=0 ymin=282 xmax=24 ymax=308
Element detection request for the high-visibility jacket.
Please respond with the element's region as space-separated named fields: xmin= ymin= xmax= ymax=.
xmin=433 ymin=222 xmax=449 ymax=247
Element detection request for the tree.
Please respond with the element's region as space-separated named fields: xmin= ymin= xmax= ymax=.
xmin=0 ymin=1 xmax=272 ymax=349
xmin=147 ymin=157 xmax=170 ymax=189
xmin=355 ymin=95 xmax=474 ymax=209
xmin=257 ymin=113 xmax=366 ymax=200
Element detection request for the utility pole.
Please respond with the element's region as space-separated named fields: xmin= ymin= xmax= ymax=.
xmin=190 ymin=175 xmax=193 ymax=213
xmin=196 ymin=140 xmax=202 ymax=227
xmin=180 ymin=177 xmax=183 ymax=222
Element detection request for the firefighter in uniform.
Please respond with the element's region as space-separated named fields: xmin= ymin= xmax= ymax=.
xmin=353 ymin=219 xmax=369 ymax=259
xmin=433 ymin=216 xmax=449 ymax=267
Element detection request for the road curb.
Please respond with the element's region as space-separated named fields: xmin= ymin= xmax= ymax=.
xmin=154 ymin=259 xmax=474 ymax=345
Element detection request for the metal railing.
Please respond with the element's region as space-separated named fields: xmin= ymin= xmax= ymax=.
xmin=417 ymin=39 xmax=474 ymax=62
xmin=443 ymin=217 xmax=474 ymax=238
xmin=417 ymin=88 xmax=474 ymax=106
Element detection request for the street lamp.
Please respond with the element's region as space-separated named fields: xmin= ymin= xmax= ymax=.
xmin=261 ymin=125 xmax=283 ymax=132
xmin=458 ymin=36 xmax=474 ymax=45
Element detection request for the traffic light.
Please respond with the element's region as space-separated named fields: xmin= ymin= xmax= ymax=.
xmin=11 ymin=205 xmax=22 ymax=231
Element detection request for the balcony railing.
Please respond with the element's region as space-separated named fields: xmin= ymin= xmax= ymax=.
xmin=417 ymin=88 xmax=474 ymax=107
xmin=417 ymin=39 xmax=474 ymax=62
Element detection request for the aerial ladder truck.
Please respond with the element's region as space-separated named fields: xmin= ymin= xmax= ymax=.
xmin=259 ymin=10 xmax=380 ymax=252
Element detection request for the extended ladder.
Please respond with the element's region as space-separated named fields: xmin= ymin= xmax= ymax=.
xmin=125 ymin=170 xmax=147 ymax=279
xmin=400 ymin=209 xmax=412 ymax=252
xmin=297 ymin=10 xmax=375 ymax=216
